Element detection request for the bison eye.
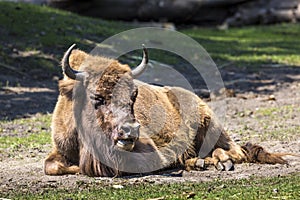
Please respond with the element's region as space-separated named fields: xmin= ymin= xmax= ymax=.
xmin=90 ymin=93 xmax=105 ymax=109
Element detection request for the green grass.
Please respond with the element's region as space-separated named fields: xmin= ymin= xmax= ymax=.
xmin=0 ymin=2 xmax=133 ymax=79
xmin=255 ymin=105 xmax=300 ymax=118
xmin=3 ymin=173 xmax=299 ymax=199
xmin=254 ymin=105 xmax=300 ymax=141
xmin=0 ymin=114 xmax=52 ymax=158
xmin=0 ymin=2 xmax=130 ymax=46
xmin=233 ymin=105 xmax=300 ymax=141
xmin=1 ymin=1 xmax=299 ymax=81
xmin=0 ymin=131 xmax=50 ymax=149
xmin=182 ymin=24 xmax=300 ymax=67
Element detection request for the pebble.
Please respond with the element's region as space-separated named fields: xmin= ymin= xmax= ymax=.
xmin=112 ymin=184 xmax=124 ymax=189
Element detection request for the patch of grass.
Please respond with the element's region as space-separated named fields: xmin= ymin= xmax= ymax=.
xmin=0 ymin=131 xmax=50 ymax=150
xmin=255 ymin=105 xmax=300 ymax=118
xmin=234 ymin=105 xmax=300 ymax=141
xmin=0 ymin=114 xmax=52 ymax=157
xmin=3 ymin=173 xmax=299 ymax=199
xmin=182 ymin=24 xmax=300 ymax=68
xmin=0 ymin=2 xmax=130 ymax=46
xmin=1 ymin=2 xmax=299 ymax=80
xmin=0 ymin=113 xmax=51 ymax=134
xmin=0 ymin=2 xmax=133 ymax=79
xmin=255 ymin=105 xmax=300 ymax=140
xmin=265 ymin=126 xmax=300 ymax=141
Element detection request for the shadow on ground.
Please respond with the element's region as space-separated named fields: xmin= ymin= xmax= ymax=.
xmin=1 ymin=65 xmax=300 ymax=120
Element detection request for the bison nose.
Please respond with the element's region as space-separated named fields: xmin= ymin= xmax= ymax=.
xmin=120 ymin=122 xmax=140 ymax=139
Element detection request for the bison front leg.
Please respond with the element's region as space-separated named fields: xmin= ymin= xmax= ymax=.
xmin=185 ymin=157 xmax=206 ymax=171
xmin=209 ymin=144 xmax=249 ymax=171
xmin=184 ymin=156 xmax=231 ymax=171
xmin=204 ymin=143 xmax=250 ymax=171
xmin=210 ymin=148 xmax=235 ymax=171
xmin=185 ymin=144 xmax=247 ymax=171
xmin=44 ymin=150 xmax=80 ymax=175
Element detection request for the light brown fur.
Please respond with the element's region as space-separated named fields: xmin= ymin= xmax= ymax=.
xmin=44 ymin=48 xmax=293 ymax=177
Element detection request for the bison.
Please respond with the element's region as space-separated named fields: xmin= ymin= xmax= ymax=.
xmin=44 ymin=44 xmax=292 ymax=177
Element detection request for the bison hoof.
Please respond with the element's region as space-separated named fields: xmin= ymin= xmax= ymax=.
xmin=216 ymin=162 xmax=225 ymax=171
xmin=223 ymin=160 xmax=234 ymax=171
xmin=216 ymin=160 xmax=234 ymax=171
xmin=194 ymin=159 xmax=205 ymax=170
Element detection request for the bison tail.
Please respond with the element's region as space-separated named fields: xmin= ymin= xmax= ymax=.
xmin=241 ymin=142 xmax=298 ymax=165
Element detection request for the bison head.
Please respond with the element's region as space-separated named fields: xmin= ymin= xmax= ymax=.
xmin=62 ymin=44 xmax=148 ymax=152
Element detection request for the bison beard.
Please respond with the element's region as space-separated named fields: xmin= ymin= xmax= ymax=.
xmin=44 ymin=44 xmax=293 ymax=177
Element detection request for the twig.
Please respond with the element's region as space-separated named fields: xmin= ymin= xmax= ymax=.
xmin=218 ymin=61 xmax=234 ymax=69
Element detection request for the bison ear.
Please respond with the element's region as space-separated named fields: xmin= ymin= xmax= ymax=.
xmin=58 ymin=80 xmax=75 ymax=98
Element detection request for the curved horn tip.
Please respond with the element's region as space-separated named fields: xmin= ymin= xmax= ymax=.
xmin=142 ymin=44 xmax=149 ymax=64
xmin=64 ymin=44 xmax=77 ymax=55
xmin=70 ymin=43 xmax=76 ymax=49
xmin=131 ymin=45 xmax=149 ymax=78
xmin=63 ymin=44 xmax=77 ymax=61
xmin=62 ymin=43 xmax=78 ymax=80
xmin=65 ymin=44 xmax=77 ymax=56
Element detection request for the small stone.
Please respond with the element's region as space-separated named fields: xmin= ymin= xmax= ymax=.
xmin=268 ymin=95 xmax=276 ymax=101
xmin=112 ymin=184 xmax=124 ymax=189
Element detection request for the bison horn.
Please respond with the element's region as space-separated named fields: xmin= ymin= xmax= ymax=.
xmin=132 ymin=44 xmax=148 ymax=78
xmin=62 ymin=44 xmax=85 ymax=80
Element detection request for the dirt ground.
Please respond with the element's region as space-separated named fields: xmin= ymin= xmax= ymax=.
xmin=0 ymin=66 xmax=299 ymax=193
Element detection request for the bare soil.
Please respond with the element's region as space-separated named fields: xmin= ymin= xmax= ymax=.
xmin=0 ymin=66 xmax=299 ymax=194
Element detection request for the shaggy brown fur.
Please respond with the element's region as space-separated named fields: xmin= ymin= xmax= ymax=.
xmin=44 ymin=47 xmax=294 ymax=177
xmin=241 ymin=142 xmax=293 ymax=164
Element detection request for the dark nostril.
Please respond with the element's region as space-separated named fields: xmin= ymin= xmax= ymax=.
xmin=118 ymin=132 xmax=124 ymax=137
xmin=121 ymin=126 xmax=131 ymax=134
